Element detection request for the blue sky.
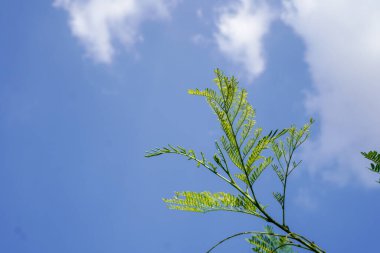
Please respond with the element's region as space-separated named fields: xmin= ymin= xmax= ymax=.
xmin=1 ymin=0 xmax=380 ymax=252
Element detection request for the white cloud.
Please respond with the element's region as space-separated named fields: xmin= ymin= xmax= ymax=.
xmin=282 ymin=0 xmax=380 ymax=185
xmin=214 ymin=0 xmax=275 ymax=80
xmin=54 ymin=0 xmax=176 ymax=63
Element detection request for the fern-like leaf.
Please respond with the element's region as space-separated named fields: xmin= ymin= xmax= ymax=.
xmin=273 ymin=192 xmax=284 ymax=206
xmin=145 ymin=145 xmax=217 ymax=172
xmin=146 ymin=70 xmax=323 ymax=253
xmin=362 ymin=150 xmax=380 ymax=166
xmin=247 ymin=226 xmax=294 ymax=253
xmin=189 ymin=69 xmax=287 ymax=181
xmin=242 ymin=128 xmax=262 ymax=154
xmin=163 ymin=191 xmax=260 ymax=216
xmin=362 ymin=150 xmax=380 ymax=182
xmin=272 ymin=164 xmax=285 ymax=185
xmin=249 ymin=157 xmax=273 ymax=185
xmin=245 ymin=130 xmax=286 ymax=169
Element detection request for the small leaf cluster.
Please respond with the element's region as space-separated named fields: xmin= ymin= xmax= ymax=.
xmin=362 ymin=150 xmax=380 ymax=183
xmin=271 ymin=120 xmax=313 ymax=225
xmin=163 ymin=191 xmax=259 ymax=216
xmin=248 ymin=226 xmax=294 ymax=253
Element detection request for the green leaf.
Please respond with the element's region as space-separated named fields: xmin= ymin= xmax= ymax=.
xmin=362 ymin=150 xmax=380 ymax=165
xmin=247 ymin=226 xmax=294 ymax=253
xmin=272 ymin=164 xmax=285 ymax=184
xmin=362 ymin=150 xmax=380 ymax=183
xmin=146 ymin=70 xmax=322 ymax=253
xmin=235 ymin=173 xmax=249 ymax=185
xmin=273 ymin=192 xmax=284 ymax=206
xmin=249 ymin=157 xmax=273 ymax=185
xmin=163 ymin=191 xmax=260 ymax=216
xmin=145 ymin=145 xmax=217 ymax=172
xmin=243 ymin=128 xmax=263 ymax=158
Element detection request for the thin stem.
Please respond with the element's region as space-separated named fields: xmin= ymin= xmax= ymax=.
xmin=154 ymin=131 xmax=324 ymax=251
xmin=282 ymin=146 xmax=295 ymax=226
xmin=206 ymin=231 xmax=292 ymax=253
xmin=176 ymin=150 xmax=325 ymax=252
xmin=215 ymin=142 xmax=231 ymax=176
xmin=205 ymin=208 xmax=262 ymax=218
xmin=270 ymin=242 xmax=310 ymax=253
xmin=216 ymin=91 xmax=261 ymax=214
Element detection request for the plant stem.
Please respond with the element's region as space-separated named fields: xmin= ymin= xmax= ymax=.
xmin=206 ymin=231 xmax=292 ymax=253
xmin=282 ymin=146 xmax=295 ymax=226
xmin=175 ymin=148 xmax=325 ymax=252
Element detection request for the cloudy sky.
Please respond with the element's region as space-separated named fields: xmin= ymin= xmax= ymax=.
xmin=1 ymin=0 xmax=380 ymax=252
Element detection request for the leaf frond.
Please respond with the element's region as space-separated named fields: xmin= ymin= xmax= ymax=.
xmin=249 ymin=157 xmax=273 ymax=185
xmin=247 ymin=226 xmax=294 ymax=253
xmin=145 ymin=145 xmax=217 ymax=172
xmin=163 ymin=191 xmax=260 ymax=216
xmin=362 ymin=150 xmax=380 ymax=182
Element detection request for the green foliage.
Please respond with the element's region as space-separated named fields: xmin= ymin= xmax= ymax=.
xmin=163 ymin=191 xmax=260 ymax=216
xmin=270 ymin=120 xmax=313 ymax=225
xmin=146 ymin=69 xmax=325 ymax=253
xmin=189 ymin=70 xmax=285 ymax=175
xmin=247 ymin=226 xmax=294 ymax=253
xmin=146 ymin=145 xmax=217 ymax=171
xmin=361 ymin=150 xmax=380 ymax=183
